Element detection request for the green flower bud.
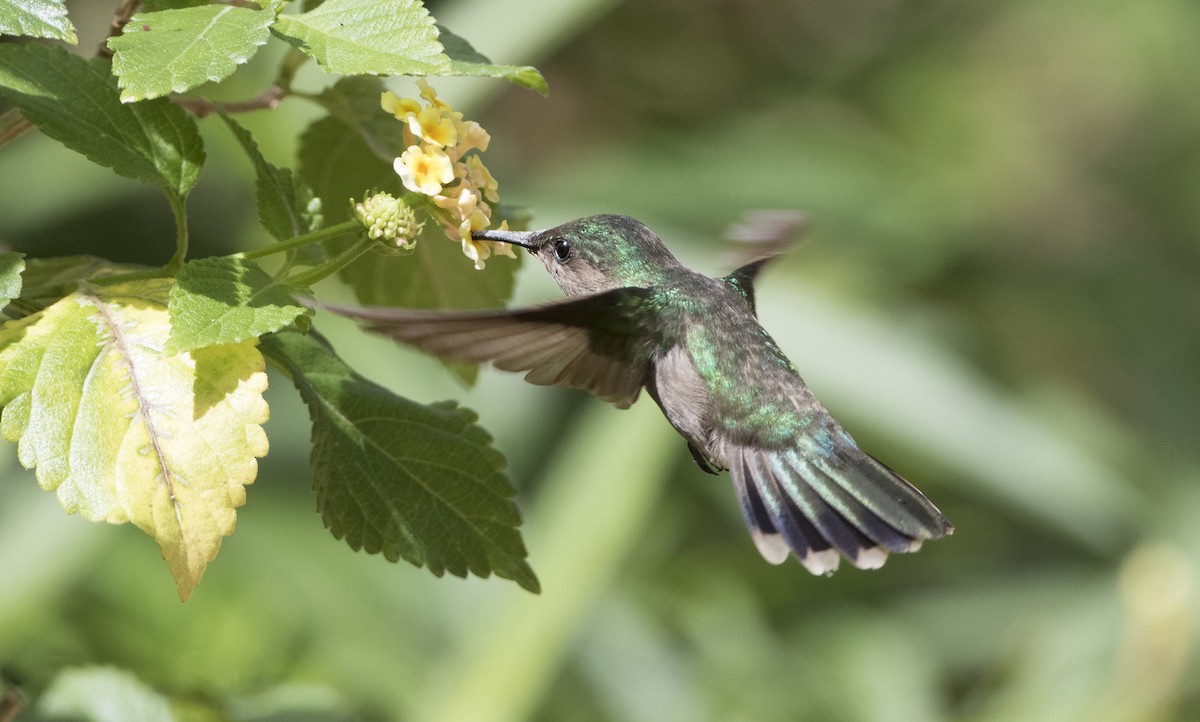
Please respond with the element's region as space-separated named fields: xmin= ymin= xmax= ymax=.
xmin=353 ymin=193 xmax=422 ymax=254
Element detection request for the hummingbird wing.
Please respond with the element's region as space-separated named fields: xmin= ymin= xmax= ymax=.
xmin=721 ymin=209 xmax=808 ymax=314
xmin=725 ymin=423 xmax=952 ymax=575
xmin=311 ymin=288 xmax=662 ymax=409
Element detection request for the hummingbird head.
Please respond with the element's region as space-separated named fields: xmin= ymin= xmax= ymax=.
xmin=473 ymin=214 xmax=682 ymax=296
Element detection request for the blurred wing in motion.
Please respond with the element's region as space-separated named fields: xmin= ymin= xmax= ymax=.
xmin=310 ymin=288 xmax=662 ymax=409
xmin=721 ymin=210 xmax=809 ymax=314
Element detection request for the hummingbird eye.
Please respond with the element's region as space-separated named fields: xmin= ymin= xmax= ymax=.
xmin=553 ymin=239 xmax=572 ymax=261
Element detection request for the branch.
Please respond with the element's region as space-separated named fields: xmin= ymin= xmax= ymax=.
xmin=0 ymin=109 xmax=34 ymax=148
xmin=172 ymin=85 xmax=285 ymax=118
xmin=98 ymin=0 xmax=141 ymax=60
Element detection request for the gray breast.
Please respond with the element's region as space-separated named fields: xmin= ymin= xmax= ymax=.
xmin=651 ymin=343 xmax=714 ymax=458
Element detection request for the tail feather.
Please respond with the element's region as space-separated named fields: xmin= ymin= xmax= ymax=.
xmin=727 ymin=439 xmax=951 ymax=574
xmin=768 ymin=451 xmax=884 ymax=570
xmin=736 ymin=452 xmax=842 ymax=574
xmin=792 ymin=452 xmax=923 ymax=553
xmin=730 ymin=462 xmax=790 ymax=564
xmin=807 ymin=428 xmax=950 ymax=539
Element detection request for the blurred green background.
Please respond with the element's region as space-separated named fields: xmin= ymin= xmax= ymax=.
xmin=2 ymin=0 xmax=1199 ymax=720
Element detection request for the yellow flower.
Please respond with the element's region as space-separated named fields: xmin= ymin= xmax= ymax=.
xmin=454 ymin=119 xmax=491 ymax=155
xmin=380 ymin=82 xmax=512 ymax=269
xmin=433 ymin=187 xmax=492 ymax=269
xmin=416 ymin=79 xmax=452 ymax=113
xmin=464 ymin=155 xmax=499 ymax=203
xmin=448 ymin=187 xmax=489 ymax=236
xmin=407 ymin=106 xmax=457 ymax=148
xmin=380 ymin=91 xmax=420 ymax=120
xmin=489 ymin=221 xmax=518 ymax=259
xmin=460 ymin=219 xmax=493 ymax=269
xmin=395 ymin=145 xmax=454 ymax=196
xmin=459 ymin=204 xmax=490 ymax=242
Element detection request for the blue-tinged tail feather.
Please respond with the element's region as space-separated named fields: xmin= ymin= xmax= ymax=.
xmin=726 ymin=435 xmax=951 ymax=574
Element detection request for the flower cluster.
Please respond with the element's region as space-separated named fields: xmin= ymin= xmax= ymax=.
xmin=382 ymin=80 xmax=515 ymax=269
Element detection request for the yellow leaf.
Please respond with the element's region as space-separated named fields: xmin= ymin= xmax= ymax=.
xmin=0 ymin=280 xmax=268 ymax=600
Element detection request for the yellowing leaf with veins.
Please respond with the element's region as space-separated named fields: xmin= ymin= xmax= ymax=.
xmin=0 ymin=279 xmax=268 ymax=600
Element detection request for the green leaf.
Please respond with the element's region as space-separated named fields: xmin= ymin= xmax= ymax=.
xmin=39 ymin=666 xmax=177 ymax=722
xmin=0 ymin=280 xmax=269 ymax=600
xmin=0 ymin=0 xmax=77 ymax=44
xmin=108 ymin=2 xmax=278 ymax=102
xmin=15 ymin=256 xmax=135 ymax=305
xmin=0 ymin=252 xmax=25 ymax=310
xmin=261 ymin=328 xmax=539 ymax=593
xmin=167 ymin=256 xmax=311 ymax=354
xmin=0 ymin=43 xmax=203 ymax=199
xmin=271 ymin=0 xmax=450 ymax=76
xmin=436 ymin=25 xmax=547 ymax=95
xmin=220 ymin=112 xmax=322 ymax=242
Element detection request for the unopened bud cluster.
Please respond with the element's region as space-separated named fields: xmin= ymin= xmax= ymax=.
xmin=353 ymin=192 xmax=421 ymax=254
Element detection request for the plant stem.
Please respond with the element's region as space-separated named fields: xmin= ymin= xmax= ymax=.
xmin=234 ymin=221 xmax=360 ymax=261
xmin=163 ymin=192 xmax=189 ymax=276
xmin=286 ymin=235 xmax=377 ymax=288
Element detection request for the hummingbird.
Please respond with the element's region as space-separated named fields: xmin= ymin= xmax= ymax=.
xmin=320 ymin=214 xmax=952 ymax=574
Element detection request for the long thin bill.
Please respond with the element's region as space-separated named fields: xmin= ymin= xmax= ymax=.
xmin=471 ymin=228 xmax=539 ymax=249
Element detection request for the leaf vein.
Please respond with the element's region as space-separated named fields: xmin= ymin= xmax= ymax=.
xmin=307 ymin=386 xmax=505 ymax=545
xmin=85 ymin=289 xmax=182 ymax=528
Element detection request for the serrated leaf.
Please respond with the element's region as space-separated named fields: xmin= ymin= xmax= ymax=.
xmin=261 ymin=328 xmax=539 ymax=593
xmin=0 ymin=252 xmax=25 ymax=309
xmin=0 ymin=0 xmax=77 ymax=44
xmin=271 ymin=0 xmax=450 ymax=76
xmin=108 ymin=3 xmax=277 ymax=102
xmin=436 ymin=25 xmax=547 ymax=95
xmin=0 ymin=43 xmax=203 ymax=199
xmin=167 ymin=257 xmax=311 ymax=354
xmin=220 ymin=113 xmax=322 ymax=242
xmin=0 ymin=280 xmax=269 ymax=600
xmin=38 ymin=666 xmax=177 ymax=722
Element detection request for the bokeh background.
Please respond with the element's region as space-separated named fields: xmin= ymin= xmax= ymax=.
xmin=2 ymin=0 xmax=1199 ymax=720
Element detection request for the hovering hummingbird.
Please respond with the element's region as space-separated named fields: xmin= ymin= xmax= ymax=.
xmin=320 ymin=214 xmax=952 ymax=574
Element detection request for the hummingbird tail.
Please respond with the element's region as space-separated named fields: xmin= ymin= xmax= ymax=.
xmin=727 ymin=435 xmax=951 ymax=575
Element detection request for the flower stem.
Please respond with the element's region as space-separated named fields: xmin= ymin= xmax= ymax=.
xmin=234 ymin=221 xmax=360 ymax=261
xmin=286 ymin=234 xmax=376 ymax=288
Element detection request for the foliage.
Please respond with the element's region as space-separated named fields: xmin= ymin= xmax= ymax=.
xmin=0 ymin=0 xmax=546 ymax=607
xmin=0 ymin=278 xmax=269 ymax=601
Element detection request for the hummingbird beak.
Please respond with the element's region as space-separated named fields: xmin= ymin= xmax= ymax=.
xmin=471 ymin=228 xmax=539 ymax=251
